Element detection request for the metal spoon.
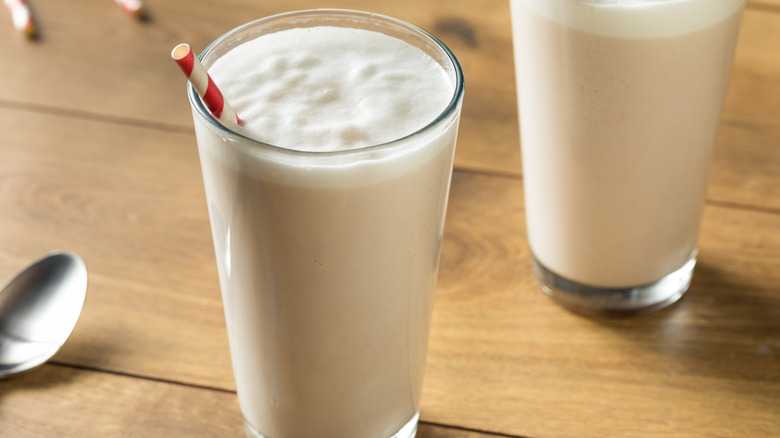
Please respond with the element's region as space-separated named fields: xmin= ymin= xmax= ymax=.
xmin=0 ymin=252 xmax=87 ymax=378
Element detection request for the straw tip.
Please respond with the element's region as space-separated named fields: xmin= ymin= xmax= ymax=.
xmin=171 ymin=43 xmax=191 ymax=60
xmin=18 ymin=19 xmax=36 ymax=38
xmin=23 ymin=26 xmax=37 ymax=39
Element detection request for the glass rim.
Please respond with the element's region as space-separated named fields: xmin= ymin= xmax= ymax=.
xmin=187 ymin=8 xmax=465 ymax=157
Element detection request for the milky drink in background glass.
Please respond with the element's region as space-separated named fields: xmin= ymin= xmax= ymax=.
xmin=187 ymin=10 xmax=464 ymax=438
xmin=510 ymin=0 xmax=744 ymax=315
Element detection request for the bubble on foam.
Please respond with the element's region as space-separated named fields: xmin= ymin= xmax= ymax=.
xmin=208 ymin=27 xmax=454 ymax=152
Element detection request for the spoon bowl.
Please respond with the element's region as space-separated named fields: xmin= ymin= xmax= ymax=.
xmin=0 ymin=252 xmax=87 ymax=378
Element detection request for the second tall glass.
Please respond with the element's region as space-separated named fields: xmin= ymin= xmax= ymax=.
xmin=511 ymin=0 xmax=744 ymax=315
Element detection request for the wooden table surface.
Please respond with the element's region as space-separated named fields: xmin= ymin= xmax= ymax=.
xmin=1 ymin=0 xmax=778 ymax=437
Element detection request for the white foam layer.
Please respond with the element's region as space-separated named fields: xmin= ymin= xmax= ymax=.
xmin=514 ymin=0 xmax=743 ymax=38
xmin=208 ymin=26 xmax=453 ymax=152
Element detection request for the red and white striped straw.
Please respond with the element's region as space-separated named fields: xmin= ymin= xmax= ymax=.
xmin=171 ymin=43 xmax=242 ymax=127
xmin=4 ymin=0 xmax=35 ymax=38
xmin=115 ymin=0 xmax=143 ymax=17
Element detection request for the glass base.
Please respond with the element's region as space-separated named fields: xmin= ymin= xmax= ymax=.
xmin=243 ymin=411 xmax=419 ymax=438
xmin=533 ymin=253 xmax=695 ymax=316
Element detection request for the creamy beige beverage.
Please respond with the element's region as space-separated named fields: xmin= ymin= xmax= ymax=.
xmin=511 ymin=0 xmax=743 ymax=295
xmin=189 ymin=11 xmax=463 ymax=438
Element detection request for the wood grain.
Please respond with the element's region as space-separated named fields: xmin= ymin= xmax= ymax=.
xmin=0 ymin=365 xmax=243 ymax=437
xmin=711 ymin=7 xmax=780 ymax=211
xmin=0 ymin=365 xmax=503 ymax=438
xmin=0 ymin=106 xmax=234 ymax=388
xmin=749 ymin=0 xmax=780 ymax=11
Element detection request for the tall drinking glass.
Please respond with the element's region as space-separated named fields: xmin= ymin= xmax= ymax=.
xmin=187 ymin=10 xmax=464 ymax=438
xmin=510 ymin=0 xmax=744 ymax=315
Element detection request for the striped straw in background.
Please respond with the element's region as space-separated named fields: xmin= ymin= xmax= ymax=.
xmin=4 ymin=0 xmax=35 ymax=38
xmin=115 ymin=0 xmax=144 ymax=18
xmin=171 ymin=43 xmax=242 ymax=127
